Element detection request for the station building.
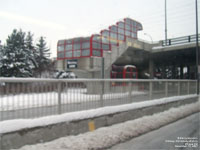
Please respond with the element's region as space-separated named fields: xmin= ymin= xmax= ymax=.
xmin=57 ymin=18 xmax=142 ymax=59
xmin=56 ymin=18 xmax=145 ymax=79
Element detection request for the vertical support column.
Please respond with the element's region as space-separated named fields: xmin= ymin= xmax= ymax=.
xmin=58 ymin=82 xmax=62 ymax=114
xmin=177 ymin=81 xmax=180 ymax=96
xmin=172 ymin=65 xmax=176 ymax=79
xmin=129 ymin=82 xmax=132 ymax=103
xmin=162 ymin=66 xmax=166 ymax=79
xmin=165 ymin=81 xmax=168 ymax=97
xmin=187 ymin=66 xmax=190 ymax=79
xmin=149 ymin=81 xmax=153 ymax=100
xmin=180 ymin=65 xmax=183 ymax=79
xmin=149 ymin=55 xmax=154 ymax=79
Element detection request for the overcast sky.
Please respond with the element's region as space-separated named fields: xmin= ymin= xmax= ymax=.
xmin=0 ymin=0 xmax=199 ymax=57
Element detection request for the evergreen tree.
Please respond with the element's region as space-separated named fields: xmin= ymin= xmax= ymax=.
xmin=25 ymin=32 xmax=38 ymax=68
xmin=0 ymin=29 xmax=34 ymax=77
xmin=35 ymin=36 xmax=51 ymax=76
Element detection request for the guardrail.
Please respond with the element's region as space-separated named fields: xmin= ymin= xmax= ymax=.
xmin=161 ymin=34 xmax=200 ymax=46
xmin=0 ymin=78 xmax=197 ymax=121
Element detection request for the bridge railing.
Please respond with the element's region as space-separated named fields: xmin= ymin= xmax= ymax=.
xmin=161 ymin=34 xmax=200 ymax=46
xmin=0 ymin=78 xmax=197 ymax=121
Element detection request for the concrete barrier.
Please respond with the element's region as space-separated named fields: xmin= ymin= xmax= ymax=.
xmin=0 ymin=96 xmax=198 ymax=150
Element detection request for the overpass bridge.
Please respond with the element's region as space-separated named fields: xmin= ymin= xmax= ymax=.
xmin=151 ymin=34 xmax=199 ymax=79
xmin=57 ymin=34 xmax=199 ymax=79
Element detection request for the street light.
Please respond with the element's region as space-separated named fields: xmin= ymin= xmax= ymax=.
xmin=165 ymin=0 xmax=168 ymax=45
xmin=195 ymin=0 xmax=199 ymax=95
xmin=144 ymin=33 xmax=153 ymax=43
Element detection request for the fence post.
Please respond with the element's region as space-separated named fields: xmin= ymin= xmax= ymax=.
xmin=100 ymin=81 xmax=104 ymax=107
xmin=165 ymin=81 xmax=168 ymax=97
xmin=149 ymin=81 xmax=153 ymax=100
xmin=177 ymin=81 xmax=180 ymax=96
xmin=129 ymin=82 xmax=132 ymax=102
xmin=58 ymin=82 xmax=62 ymax=114
xmin=187 ymin=81 xmax=190 ymax=94
xmin=188 ymin=36 xmax=191 ymax=42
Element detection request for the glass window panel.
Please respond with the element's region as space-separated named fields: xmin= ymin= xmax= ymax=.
xmin=58 ymin=40 xmax=64 ymax=45
xmin=118 ymin=34 xmax=125 ymax=41
xmin=132 ymin=27 xmax=136 ymax=32
xmin=125 ymin=18 xmax=131 ymax=24
xmin=110 ymin=32 xmax=117 ymax=39
xmin=83 ymin=37 xmax=90 ymax=41
xmin=74 ymin=38 xmax=82 ymax=43
xmin=125 ymin=24 xmax=131 ymax=30
xmin=102 ymin=31 xmax=109 ymax=37
xmin=82 ymin=42 xmax=90 ymax=49
xmin=102 ymin=44 xmax=110 ymax=50
xmin=131 ymin=21 xmax=136 ymax=27
xmin=66 ymin=51 xmax=72 ymax=57
xmin=73 ymin=50 xmax=81 ymax=57
xmin=110 ymin=40 xmax=117 ymax=45
xmin=58 ymin=45 xmax=64 ymax=51
xmin=66 ymin=40 xmax=72 ymax=44
xmin=110 ymin=26 xmax=117 ymax=32
xmin=118 ymin=28 xmax=124 ymax=34
xmin=137 ymin=24 xmax=142 ymax=30
xmin=93 ymin=35 xmax=101 ymax=42
xmin=82 ymin=49 xmax=90 ymax=56
xmin=118 ymin=22 xmax=124 ymax=28
xmin=66 ymin=44 xmax=72 ymax=51
xmin=74 ymin=43 xmax=81 ymax=50
xmin=58 ymin=52 xmax=64 ymax=58
xmin=131 ymin=33 xmax=137 ymax=38
xmin=102 ymin=36 xmax=109 ymax=44
xmin=92 ymin=42 xmax=101 ymax=49
xmin=92 ymin=50 xmax=101 ymax=56
xmin=125 ymin=30 xmax=131 ymax=36
xmin=133 ymin=21 xmax=136 ymax=27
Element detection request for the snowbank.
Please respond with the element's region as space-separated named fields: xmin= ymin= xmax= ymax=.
xmin=0 ymin=94 xmax=197 ymax=134
xmin=15 ymin=101 xmax=199 ymax=150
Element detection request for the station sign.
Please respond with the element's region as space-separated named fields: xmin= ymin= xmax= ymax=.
xmin=67 ymin=59 xmax=78 ymax=69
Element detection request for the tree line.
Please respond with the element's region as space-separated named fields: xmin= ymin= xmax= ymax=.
xmin=0 ymin=29 xmax=52 ymax=77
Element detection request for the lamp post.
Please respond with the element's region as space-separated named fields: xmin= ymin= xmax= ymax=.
xmin=195 ymin=0 xmax=199 ymax=95
xmin=144 ymin=33 xmax=153 ymax=43
xmin=165 ymin=0 xmax=168 ymax=45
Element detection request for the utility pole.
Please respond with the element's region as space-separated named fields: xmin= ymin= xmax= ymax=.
xmin=195 ymin=0 xmax=199 ymax=95
xmin=165 ymin=0 xmax=168 ymax=45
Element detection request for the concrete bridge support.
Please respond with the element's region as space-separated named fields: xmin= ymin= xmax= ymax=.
xmin=149 ymin=56 xmax=154 ymax=79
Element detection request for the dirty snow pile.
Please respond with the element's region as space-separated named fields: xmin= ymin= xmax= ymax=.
xmin=16 ymin=101 xmax=199 ymax=150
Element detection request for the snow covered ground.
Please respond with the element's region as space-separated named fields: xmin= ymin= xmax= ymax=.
xmin=0 ymin=89 xmax=145 ymax=111
xmin=12 ymin=100 xmax=199 ymax=150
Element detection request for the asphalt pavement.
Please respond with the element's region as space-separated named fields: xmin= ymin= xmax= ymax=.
xmin=109 ymin=112 xmax=200 ymax=150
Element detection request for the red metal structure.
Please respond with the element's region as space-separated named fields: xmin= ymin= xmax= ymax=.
xmin=57 ymin=18 xmax=143 ymax=60
xmin=111 ymin=65 xmax=138 ymax=79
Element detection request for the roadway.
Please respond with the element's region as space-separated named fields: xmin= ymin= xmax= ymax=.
xmin=109 ymin=112 xmax=200 ymax=150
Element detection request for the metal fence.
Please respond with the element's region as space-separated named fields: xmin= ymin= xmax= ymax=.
xmin=161 ymin=34 xmax=200 ymax=46
xmin=0 ymin=78 xmax=197 ymax=121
